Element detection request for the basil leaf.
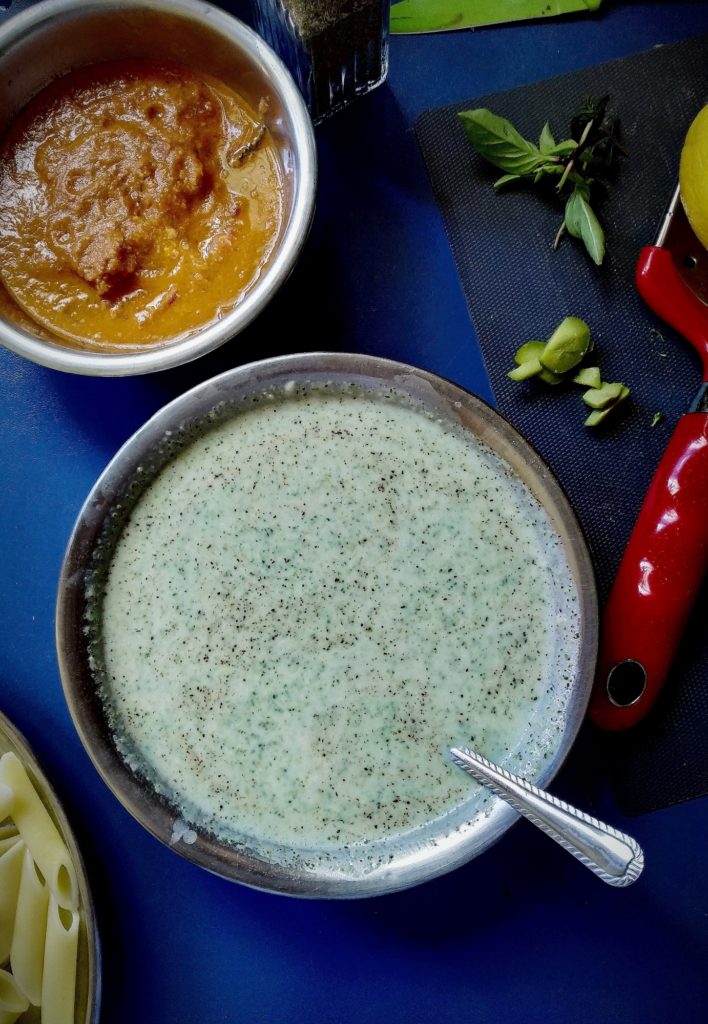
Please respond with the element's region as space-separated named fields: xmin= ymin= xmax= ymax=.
xmin=533 ymin=163 xmax=564 ymax=183
xmin=493 ymin=173 xmax=522 ymax=189
xmin=568 ymin=175 xmax=591 ymax=199
xmin=458 ymin=109 xmax=545 ymax=175
xmin=539 ymin=122 xmax=556 ymax=154
xmin=564 ymin=188 xmax=605 ymax=265
xmin=548 ymin=139 xmax=578 ymax=157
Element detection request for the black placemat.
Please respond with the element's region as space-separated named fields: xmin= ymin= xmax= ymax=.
xmin=416 ymin=36 xmax=708 ymax=816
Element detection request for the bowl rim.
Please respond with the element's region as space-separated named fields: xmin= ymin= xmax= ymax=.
xmin=0 ymin=708 xmax=102 ymax=1023
xmin=0 ymin=0 xmax=317 ymax=376
xmin=56 ymin=352 xmax=599 ymax=897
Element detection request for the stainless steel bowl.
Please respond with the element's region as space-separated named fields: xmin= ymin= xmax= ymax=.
xmin=0 ymin=0 xmax=316 ymax=375
xmin=56 ymin=353 xmax=598 ymax=897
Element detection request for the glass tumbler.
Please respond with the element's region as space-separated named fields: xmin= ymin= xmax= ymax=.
xmin=251 ymin=0 xmax=389 ymax=124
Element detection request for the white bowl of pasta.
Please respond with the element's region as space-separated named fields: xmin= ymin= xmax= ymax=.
xmin=0 ymin=710 xmax=100 ymax=1024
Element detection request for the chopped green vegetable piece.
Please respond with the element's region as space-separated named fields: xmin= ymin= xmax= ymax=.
xmin=538 ymin=367 xmax=564 ymax=385
xmin=584 ymin=384 xmax=630 ymax=426
xmin=508 ymin=358 xmax=543 ymax=381
xmin=583 ymin=381 xmax=624 ymax=409
xmin=651 ymin=412 xmax=664 ymax=427
xmin=584 ymin=407 xmax=613 ymax=427
xmin=514 ymin=341 xmax=545 ymax=365
xmin=573 ymin=366 xmax=602 ymax=388
xmin=512 ymin=343 xmax=563 ymax=384
xmin=539 ymin=316 xmax=591 ymax=374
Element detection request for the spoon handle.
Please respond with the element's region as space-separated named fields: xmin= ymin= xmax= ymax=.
xmin=449 ymin=747 xmax=644 ymax=887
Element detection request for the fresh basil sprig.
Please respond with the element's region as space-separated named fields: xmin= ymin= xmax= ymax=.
xmin=457 ymin=110 xmax=557 ymax=177
xmin=458 ymin=97 xmax=625 ymax=265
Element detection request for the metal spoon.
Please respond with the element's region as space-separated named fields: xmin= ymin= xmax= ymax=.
xmin=449 ymin=747 xmax=644 ymax=887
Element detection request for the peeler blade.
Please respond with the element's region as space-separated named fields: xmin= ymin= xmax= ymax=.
xmin=657 ymin=184 xmax=708 ymax=307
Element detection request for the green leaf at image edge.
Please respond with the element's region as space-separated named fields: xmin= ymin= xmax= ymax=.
xmin=391 ymin=0 xmax=604 ymax=35
xmin=564 ymin=187 xmax=605 ymax=265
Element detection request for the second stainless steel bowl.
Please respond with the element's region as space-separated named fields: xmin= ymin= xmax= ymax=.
xmin=56 ymin=353 xmax=598 ymax=898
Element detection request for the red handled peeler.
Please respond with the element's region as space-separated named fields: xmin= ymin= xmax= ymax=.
xmin=590 ymin=185 xmax=708 ymax=730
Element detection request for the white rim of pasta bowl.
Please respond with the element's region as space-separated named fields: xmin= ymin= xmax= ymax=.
xmin=0 ymin=710 xmax=101 ymax=1022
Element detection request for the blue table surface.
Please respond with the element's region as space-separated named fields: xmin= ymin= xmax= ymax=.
xmin=2 ymin=3 xmax=708 ymax=1022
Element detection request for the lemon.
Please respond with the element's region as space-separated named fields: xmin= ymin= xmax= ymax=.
xmin=680 ymin=104 xmax=708 ymax=250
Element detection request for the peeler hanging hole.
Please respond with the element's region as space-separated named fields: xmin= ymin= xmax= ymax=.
xmin=606 ymin=660 xmax=647 ymax=708
xmin=683 ymin=254 xmax=699 ymax=269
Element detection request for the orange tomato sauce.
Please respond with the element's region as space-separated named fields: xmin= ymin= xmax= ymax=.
xmin=0 ymin=60 xmax=284 ymax=350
